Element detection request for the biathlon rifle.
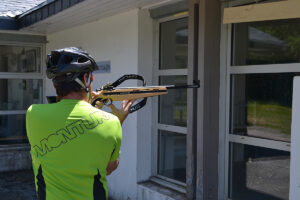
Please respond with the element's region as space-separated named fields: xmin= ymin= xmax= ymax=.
xmin=47 ymin=74 xmax=199 ymax=113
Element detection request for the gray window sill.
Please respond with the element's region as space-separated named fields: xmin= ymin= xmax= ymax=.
xmin=0 ymin=144 xmax=30 ymax=152
xmin=138 ymin=180 xmax=187 ymax=200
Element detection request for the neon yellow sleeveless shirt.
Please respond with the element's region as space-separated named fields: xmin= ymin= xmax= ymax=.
xmin=26 ymin=99 xmax=122 ymax=200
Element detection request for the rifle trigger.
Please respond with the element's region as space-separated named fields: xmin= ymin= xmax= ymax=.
xmin=100 ymin=98 xmax=112 ymax=105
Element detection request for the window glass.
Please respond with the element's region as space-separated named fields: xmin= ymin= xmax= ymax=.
xmin=230 ymin=73 xmax=299 ymax=142
xmin=232 ymin=19 xmax=300 ymax=66
xmin=229 ymin=143 xmax=290 ymax=200
xmin=158 ymin=130 xmax=186 ymax=182
xmin=0 ymin=79 xmax=43 ymax=110
xmin=157 ymin=15 xmax=188 ymax=184
xmin=0 ymin=114 xmax=27 ymax=144
xmin=0 ymin=44 xmax=42 ymax=145
xmin=0 ymin=45 xmax=41 ymax=73
xmin=159 ymin=76 xmax=187 ymax=126
xmin=160 ymin=17 xmax=188 ymax=69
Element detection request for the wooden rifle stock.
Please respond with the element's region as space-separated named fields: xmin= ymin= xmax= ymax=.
xmin=47 ymin=74 xmax=199 ymax=113
xmin=90 ymin=86 xmax=167 ymax=104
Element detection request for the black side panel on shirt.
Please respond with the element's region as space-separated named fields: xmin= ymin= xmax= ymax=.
xmin=37 ymin=165 xmax=46 ymax=200
xmin=93 ymin=169 xmax=106 ymax=200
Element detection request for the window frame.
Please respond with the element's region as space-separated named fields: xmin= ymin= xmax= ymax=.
xmin=220 ymin=1 xmax=295 ymax=199
xmin=0 ymin=41 xmax=45 ymax=145
xmin=151 ymin=12 xmax=189 ymax=191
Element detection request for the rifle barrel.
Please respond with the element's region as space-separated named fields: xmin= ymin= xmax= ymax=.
xmin=101 ymin=84 xmax=199 ymax=90
xmin=165 ymin=84 xmax=200 ymax=89
xmin=103 ymin=89 xmax=167 ymax=95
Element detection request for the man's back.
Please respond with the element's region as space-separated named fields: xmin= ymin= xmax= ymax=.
xmin=26 ymin=99 xmax=122 ymax=200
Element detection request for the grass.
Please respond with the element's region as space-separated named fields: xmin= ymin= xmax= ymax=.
xmin=166 ymin=101 xmax=292 ymax=135
xmin=174 ymin=110 xmax=187 ymax=125
xmin=247 ymin=101 xmax=291 ymax=134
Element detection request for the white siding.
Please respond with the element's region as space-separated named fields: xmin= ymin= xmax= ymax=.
xmin=137 ymin=9 xmax=154 ymax=183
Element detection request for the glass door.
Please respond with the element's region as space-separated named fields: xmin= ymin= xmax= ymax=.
xmin=225 ymin=18 xmax=300 ymax=200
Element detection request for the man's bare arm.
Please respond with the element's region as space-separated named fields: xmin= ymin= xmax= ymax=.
xmin=106 ymin=159 xmax=119 ymax=176
xmin=107 ymin=100 xmax=135 ymax=124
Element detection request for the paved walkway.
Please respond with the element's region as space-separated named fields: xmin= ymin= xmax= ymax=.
xmin=0 ymin=170 xmax=115 ymax=200
xmin=0 ymin=170 xmax=36 ymax=200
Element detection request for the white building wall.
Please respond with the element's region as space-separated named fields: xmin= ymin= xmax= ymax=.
xmin=46 ymin=9 xmax=141 ymax=200
xmin=137 ymin=10 xmax=154 ymax=183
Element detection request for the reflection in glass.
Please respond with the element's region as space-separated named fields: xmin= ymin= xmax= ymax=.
xmin=230 ymin=73 xmax=299 ymax=142
xmin=160 ymin=17 xmax=188 ymax=69
xmin=232 ymin=19 xmax=300 ymax=66
xmin=158 ymin=130 xmax=186 ymax=182
xmin=0 ymin=114 xmax=27 ymax=144
xmin=229 ymin=143 xmax=290 ymax=200
xmin=0 ymin=79 xmax=43 ymax=110
xmin=0 ymin=45 xmax=41 ymax=72
xmin=159 ymin=76 xmax=187 ymax=126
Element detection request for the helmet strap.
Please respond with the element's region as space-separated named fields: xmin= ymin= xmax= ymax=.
xmin=74 ymin=72 xmax=93 ymax=94
xmin=74 ymin=78 xmax=89 ymax=92
xmin=87 ymin=73 xmax=93 ymax=101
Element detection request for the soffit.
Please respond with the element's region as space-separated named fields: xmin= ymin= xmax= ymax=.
xmin=20 ymin=0 xmax=168 ymax=34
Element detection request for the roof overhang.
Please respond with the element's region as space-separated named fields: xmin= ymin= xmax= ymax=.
xmin=1 ymin=0 xmax=184 ymax=34
xmin=0 ymin=0 xmax=83 ymax=32
xmin=0 ymin=17 xmax=18 ymax=30
xmin=18 ymin=0 xmax=84 ymax=29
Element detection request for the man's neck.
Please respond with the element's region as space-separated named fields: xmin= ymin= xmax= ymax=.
xmin=61 ymin=92 xmax=88 ymax=102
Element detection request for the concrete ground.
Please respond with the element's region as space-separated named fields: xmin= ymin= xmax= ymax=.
xmin=0 ymin=170 xmax=116 ymax=200
xmin=0 ymin=158 xmax=290 ymax=200
xmin=0 ymin=170 xmax=36 ymax=200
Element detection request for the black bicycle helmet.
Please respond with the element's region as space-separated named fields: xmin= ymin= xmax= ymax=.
xmin=46 ymin=47 xmax=98 ymax=82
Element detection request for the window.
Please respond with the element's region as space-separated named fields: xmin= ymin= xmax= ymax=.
xmin=154 ymin=15 xmax=188 ymax=185
xmin=225 ymin=18 xmax=299 ymax=199
xmin=0 ymin=45 xmax=43 ymax=144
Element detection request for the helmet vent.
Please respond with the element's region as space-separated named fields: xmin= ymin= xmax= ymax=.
xmin=50 ymin=52 xmax=60 ymax=65
xmin=78 ymin=56 xmax=88 ymax=63
xmin=60 ymin=55 xmax=73 ymax=64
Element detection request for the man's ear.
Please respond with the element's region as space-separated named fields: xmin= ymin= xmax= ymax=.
xmin=83 ymin=73 xmax=89 ymax=86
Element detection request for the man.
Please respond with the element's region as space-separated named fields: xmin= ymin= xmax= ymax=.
xmin=26 ymin=47 xmax=134 ymax=200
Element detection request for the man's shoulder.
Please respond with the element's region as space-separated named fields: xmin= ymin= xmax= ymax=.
xmin=27 ymin=103 xmax=52 ymax=113
xmin=26 ymin=103 xmax=58 ymax=121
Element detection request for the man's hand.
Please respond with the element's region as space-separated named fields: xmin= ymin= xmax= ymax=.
xmin=90 ymin=91 xmax=103 ymax=105
xmin=106 ymin=159 xmax=119 ymax=176
xmin=107 ymin=100 xmax=135 ymax=124
xmin=93 ymin=94 xmax=135 ymax=125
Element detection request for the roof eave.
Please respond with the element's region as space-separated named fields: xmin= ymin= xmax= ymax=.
xmin=0 ymin=0 xmax=84 ymax=31
xmin=17 ymin=0 xmax=84 ymax=29
xmin=0 ymin=17 xmax=18 ymax=30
